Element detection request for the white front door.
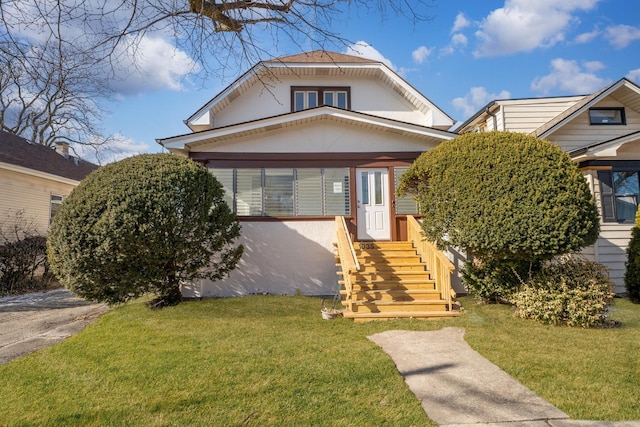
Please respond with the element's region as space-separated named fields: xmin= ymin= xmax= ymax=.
xmin=356 ymin=168 xmax=390 ymax=240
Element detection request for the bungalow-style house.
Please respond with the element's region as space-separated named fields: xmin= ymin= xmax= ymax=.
xmin=457 ymin=78 xmax=640 ymax=293
xmin=0 ymin=130 xmax=98 ymax=237
xmin=158 ymin=50 xmax=462 ymax=321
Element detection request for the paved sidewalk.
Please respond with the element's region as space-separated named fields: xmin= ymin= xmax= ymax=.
xmin=368 ymin=327 xmax=640 ymax=427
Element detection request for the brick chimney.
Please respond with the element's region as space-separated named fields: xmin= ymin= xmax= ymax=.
xmin=55 ymin=141 xmax=69 ymax=158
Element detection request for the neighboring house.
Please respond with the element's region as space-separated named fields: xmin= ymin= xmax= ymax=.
xmin=457 ymin=78 xmax=640 ymax=293
xmin=158 ymin=50 xmax=457 ymax=297
xmin=0 ymin=130 xmax=98 ymax=238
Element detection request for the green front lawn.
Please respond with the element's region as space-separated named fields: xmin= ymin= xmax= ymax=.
xmin=1 ymin=295 xmax=639 ymax=426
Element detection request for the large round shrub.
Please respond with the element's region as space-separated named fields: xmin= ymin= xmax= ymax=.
xmin=624 ymin=209 xmax=640 ymax=303
xmin=398 ymin=131 xmax=599 ymax=261
xmin=48 ymin=154 xmax=243 ymax=306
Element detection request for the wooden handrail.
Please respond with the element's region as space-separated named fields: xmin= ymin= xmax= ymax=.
xmin=335 ymin=216 xmax=360 ymax=299
xmin=406 ymin=215 xmax=456 ymax=310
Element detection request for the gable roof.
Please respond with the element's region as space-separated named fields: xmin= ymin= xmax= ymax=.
xmin=0 ymin=130 xmax=98 ymax=182
xmin=455 ymin=94 xmax=587 ymax=133
xmin=160 ymin=105 xmax=456 ymax=152
xmin=535 ymin=78 xmax=640 ymax=138
xmin=569 ymin=130 xmax=640 ymax=160
xmin=270 ymin=50 xmax=379 ymax=64
xmin=185 ymin=50 xmax=454 ymax=131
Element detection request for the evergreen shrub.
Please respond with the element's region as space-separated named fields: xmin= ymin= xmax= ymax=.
xmin=398 ymin=131 xmax=600 ymax=302
xmin=47 ymin=154 xmax=243 ymax=307
xmin=624 ymin=209 xmax=640 ymax=303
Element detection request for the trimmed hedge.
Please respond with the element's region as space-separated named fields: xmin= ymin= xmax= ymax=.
xmin=624 ymin=209 xmax=640 ymax=303
xmin=398 ymin=131 xmax=599 ymax=262
xmin=47 ymin=154 xmax=243 ymax=307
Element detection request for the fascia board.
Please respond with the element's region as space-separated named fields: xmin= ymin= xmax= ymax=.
xmin=161 ymin=108 xmax=455 ymax=150
xmin=0 ymin=161 xmax=80 ymax=186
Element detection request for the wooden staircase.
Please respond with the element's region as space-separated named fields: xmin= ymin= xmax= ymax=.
xmin=334 ymin=217 xmax=462 ymax=322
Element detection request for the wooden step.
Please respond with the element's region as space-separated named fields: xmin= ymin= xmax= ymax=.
xmin=341 ymin=289 xmax=442 ymax=301
xmin=357 ymin=255 xmax=423 ymax=264
xmin=343 ymin=310 xmax=463 ymax=322
xmin=354 ymin=242 xmax=414 ymax=250
xmin=340 ymin=280 xmax=437 ymax=290
xmin=359 ymin=263 xmax=427 ymax=272
xmin=347 ymin=300 xmax=451 ymax=313
xmin=352 ymin=271 xmax=432 ymax=281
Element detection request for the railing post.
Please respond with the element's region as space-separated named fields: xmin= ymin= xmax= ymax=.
xmin=406 ymin=215 xmax=455 ymax=311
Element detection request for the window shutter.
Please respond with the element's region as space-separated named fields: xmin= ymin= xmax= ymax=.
xmin=394 ymin=167 xmax=419 ymax=215
xmin=264 ymin=169 xmax=294 ymax=216
xmin=324 ymin=168 xmax=350 ymax=215
xmin=598 ymin=170 xmax=616 ymax=222
xmin=210 ymin=168 xmax=234 ymax=211
xmin=236 ymin=169 xmax=263 ymax=216
xmin=296 ymin=169 xmax=323 ymax=215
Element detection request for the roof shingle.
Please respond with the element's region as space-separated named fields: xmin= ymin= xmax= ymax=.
xmin=269 ymin=50 xmax=379 ymax=64
xmin=0 ymin=130 xmax=98 ymax=181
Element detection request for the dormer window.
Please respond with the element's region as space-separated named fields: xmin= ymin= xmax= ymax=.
xmin=589 ymin=107 xmax=626 ymax=125
xmin=292 ymin=87 xmax=350 ymax=112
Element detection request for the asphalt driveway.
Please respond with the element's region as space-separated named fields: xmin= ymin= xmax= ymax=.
xmin=0 ymin=288 xmax=109 ymax=364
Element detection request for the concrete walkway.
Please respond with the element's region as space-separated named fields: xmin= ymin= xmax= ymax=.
xmin=368 ymin=327 xmax=640 ymax=427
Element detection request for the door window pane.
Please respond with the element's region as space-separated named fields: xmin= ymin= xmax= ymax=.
xmin=361 ymin=172 xmax=369 ymax=205
xmin=374 ymin=171 xmax=383 ymax=205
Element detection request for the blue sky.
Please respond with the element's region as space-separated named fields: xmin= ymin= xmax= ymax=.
xmin=93 ymin=0 xmax=640 ymax=163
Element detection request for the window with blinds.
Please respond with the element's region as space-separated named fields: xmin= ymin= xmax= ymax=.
xmin=210 ymin=167 xmax=350 ymax=217
xmin=394 ymin=166 xmax=419 ymax=215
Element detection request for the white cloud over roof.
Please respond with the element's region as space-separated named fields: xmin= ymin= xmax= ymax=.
xmin=412 ymin=46 xmax=432 ymax=64
xmin=531 ymin=58 xmax=610 ymax=94
xmin=345 ymin=41 xmax=396 ymax=71
xmin=452 ymin=86 xmax=511 ymax=118
xmin=473 ymin=0 xmax=601 ymax=57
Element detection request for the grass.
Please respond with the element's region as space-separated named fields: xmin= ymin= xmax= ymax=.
xmin=0 ymin=295 xmax=639 ymax=426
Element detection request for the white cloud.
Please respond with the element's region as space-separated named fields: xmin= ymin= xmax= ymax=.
xmin=604 ymin=24 xmax=640 ymax=49
xmin=452 ymin=87 xmax=511 ymax=118
xmin=473 ymin=0 xmax=601 ymax=57
xmin=345 ymin=41 xmax=395 ymax=70
xmin=583 ymin=60 xmax=605 ymax=72
xmin=412 ymin=46 xmax=432 ymax=64
xmin=439 ymin=46 xmax=455 ymax=57
xmin=627 ymin=69 xmax=640 ymax=84
xmin=451 ymin=33 xmax=468 ymax=46
xmin=108 ymin=36 xmax=200 ymax=95
xmin=74 ymin=133 xmax=152 ymax=165
xmin=531 ymin=58 xmax=610 ymax=94
xmin=574 ymin=28 xmax=600 ymax=44
xmin=451 ymin=13 xmax=471 ymax=33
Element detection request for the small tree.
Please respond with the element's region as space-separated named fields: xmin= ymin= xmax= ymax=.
xmin=624 ymin=209 xmax=640 ymax=303
xmin=398 ymin=131 xmax=600 ymax=300
xmin=47 ymin=154 xmax=243 ymax=307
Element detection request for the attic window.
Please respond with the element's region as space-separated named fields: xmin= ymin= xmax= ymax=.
xmin=292 ymin=87 xmax=350 ymax=112
xmin=589 ymin=107 xmax=626 ymax=125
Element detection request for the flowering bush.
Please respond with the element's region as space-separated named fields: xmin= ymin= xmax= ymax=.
xmin=512 ymin=257 xmax=615 ymax=327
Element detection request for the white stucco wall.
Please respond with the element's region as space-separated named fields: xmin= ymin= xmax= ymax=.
xmin=197 ymin=119 xmax=439 ymax=154
xmin=212 ymin=75 xmax=430 ymax=129
xmin=183 ymin=220 xmax=340 ymax=297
